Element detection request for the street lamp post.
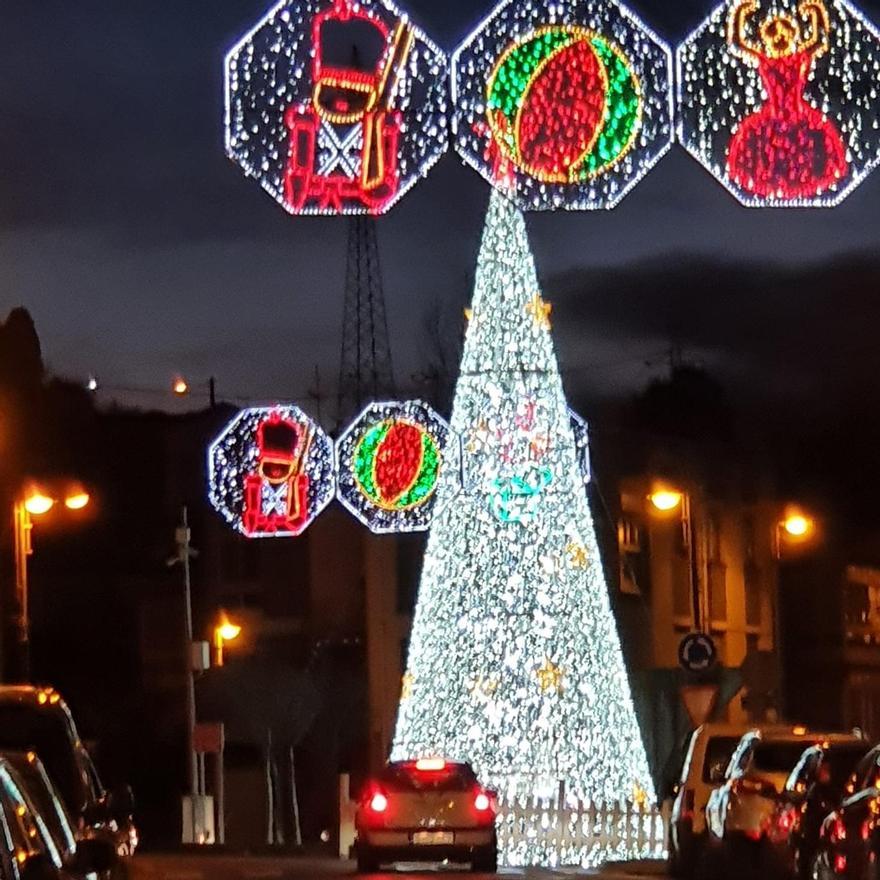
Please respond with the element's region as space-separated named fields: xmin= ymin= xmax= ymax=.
xmin=649 ymin=486 xmax=706 ymax=633
xmin=13 ymin=486 xmax=90 ymax=680
xmin=213 ymin=614 xmax=242 ymax=668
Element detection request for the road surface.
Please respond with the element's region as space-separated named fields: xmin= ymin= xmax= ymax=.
xmin=130 ymin=854 xmax=669 ymax=880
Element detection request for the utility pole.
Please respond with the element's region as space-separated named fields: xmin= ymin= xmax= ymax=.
xmin=170 ymin=507 xmax=200 ymax=841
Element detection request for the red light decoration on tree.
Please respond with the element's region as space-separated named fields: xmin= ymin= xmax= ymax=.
xmin=678 ymin=0 xmax=880 ymax=207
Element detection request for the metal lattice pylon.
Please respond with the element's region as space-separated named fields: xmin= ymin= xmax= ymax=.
xmin=337 ymin=217 xmax=395 ymax=426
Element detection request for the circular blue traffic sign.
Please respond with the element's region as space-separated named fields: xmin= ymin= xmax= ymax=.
xmin=679 ymin=633 xmax=717 ymax=673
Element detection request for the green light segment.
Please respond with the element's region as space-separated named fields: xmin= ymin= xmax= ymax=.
xmin=354 ymin=422 xmax=389 ymax=505
xmin=395 ymin=433 xmax=440 ymax=510
xmin=488 ymin=30 xmax=577 ymax=123
xmin=578 ymin=37 xmax=640 ymax=177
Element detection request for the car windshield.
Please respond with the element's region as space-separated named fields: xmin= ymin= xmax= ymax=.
xmin=0 ymin=706 xmax=86 ymax=816
xmin=753 ymin=742 xmax=813 ymax=774
xmin=5 ymin=754 xmax=75 ymax=857
xmin=702 ymin=737 xmax=741 ymax=783
xmin=382 ymin=763 xmax=478 ymax=792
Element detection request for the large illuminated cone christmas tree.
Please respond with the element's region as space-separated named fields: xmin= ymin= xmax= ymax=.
xmin=392 ymin=190 xmax=656 ymax=866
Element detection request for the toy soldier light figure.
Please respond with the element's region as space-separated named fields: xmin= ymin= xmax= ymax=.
xmin=243 ymin=414 xmax=313 ymax=536
xmin=284 ymin=0 xmax=414 ymax=213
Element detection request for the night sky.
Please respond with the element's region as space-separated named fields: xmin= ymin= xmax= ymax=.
xmin=3 ymin=0 xmax=880 ymax=417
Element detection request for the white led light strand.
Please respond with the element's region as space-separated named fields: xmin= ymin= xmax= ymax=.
xmin=451 ymin=0 xmax=673 ymax=211
xmin=392 ymin=190 xmax=656 ymax=866
xmin=225 ymin=0 xmax=449 ymax=216
xmin=677 ymin=0 xmax=880 ymax=207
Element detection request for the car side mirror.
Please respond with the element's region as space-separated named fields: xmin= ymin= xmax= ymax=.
xmin=65 ymin=836 xmax=118 ymax=877
xmin=20 ymin=854 xmax=58 ymax=880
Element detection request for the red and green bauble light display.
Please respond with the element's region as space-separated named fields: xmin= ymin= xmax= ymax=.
xmin=336 ymin=400 xmax=460 ymax=534
xmin=354 ymin=420 xmax=440 ymax=510
xmin=487 ymin=26 xmax=642 ymax=183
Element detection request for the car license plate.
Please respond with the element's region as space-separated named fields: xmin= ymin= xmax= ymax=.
xmin=412 ymin=831 xmax=454 ymax=845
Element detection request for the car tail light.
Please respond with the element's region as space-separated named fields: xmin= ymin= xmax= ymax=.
xmin=473 ymin=788 xmax=497 ymax=823
xmin=369 ymin=792 xmax=388 ymax=813
xmin=416 ymin=758 xmax=447 ymax=772
xmin=768 ymin=806 xmax=797 ymax=844
xmin=827 ymin=815 xmax=846 ymax=845
xmin=835 ymin=854 xmax=847 ymax=874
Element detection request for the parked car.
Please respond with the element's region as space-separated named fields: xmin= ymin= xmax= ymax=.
xmin=0 ymin=754 xmax=116 ymax=880
xmin=810 ymin=744 xmax=880 ymax=880
xmin=355 ymin=758 xmax=498 ymax=873
xmin=762 ymin=736 xmax=869 ymax=878
xmin=0 ymin=687 xmax=136 ymax=862
xmin=702 ymin=726 xmax=857 ymax=879
xmin=668 ymin=722 xmax=750 ymax=878
xmin=5 ymin=751 xmax=126 ymax=880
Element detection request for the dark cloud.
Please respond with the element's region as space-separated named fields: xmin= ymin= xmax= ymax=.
xmin=2 ymin=0 xmax=880 ymax=410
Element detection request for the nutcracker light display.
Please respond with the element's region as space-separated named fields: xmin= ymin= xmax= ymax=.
xmin=678 ymin=0 xmax=880 ymax=206
xmin=242 ymin=413 xmax=313 ymax=536
xmin=208 ymin=406 xmax=336 ymax=539
xmin=225 ymin=0 xmax=449 ymax=216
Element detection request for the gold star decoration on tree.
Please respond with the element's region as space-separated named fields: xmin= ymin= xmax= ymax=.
xmin=566 ymin=542 xmax=590 ymax=569
xmin=633 ymin=783 xmax=649 ymax=808
xmin=466 ymin=419 xmax=491 ymax=454
xmin=526 ymin=294 xmax=552 ymax=330
xmin=468 ymin=675 xmax=499 ymax=698
xmin=400 ymin=672 xmax=414 ymax=701
xmin=535 ymin=658 xmax=565 ymax=696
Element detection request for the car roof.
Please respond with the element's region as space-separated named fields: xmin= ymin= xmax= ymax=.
xmin=749 ymin=729 xmax=865 ymax=745
xmin=694 ymin=723 xmax=753 ymax=738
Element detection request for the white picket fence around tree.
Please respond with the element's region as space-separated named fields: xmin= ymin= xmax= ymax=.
xmin=497 ymin=789 xmax=669 ymax=868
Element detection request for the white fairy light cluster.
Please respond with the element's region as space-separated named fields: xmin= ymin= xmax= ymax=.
xmin=392 ymin=189 xmax=656 ymax=866
xmin=225 ymin=0 xmax=449 ymax=216
xmin=451 ymin=0 xmax=673 ymax=211
xmin=569 ymin=409 xmax=592 ymax=487
xmin=335 ymin=400 xmax=461 ymax=534
xmin=208 ymin=405 xmax=335 ymax=538
xmin=677 ymin=0 xmax=880 ymax=207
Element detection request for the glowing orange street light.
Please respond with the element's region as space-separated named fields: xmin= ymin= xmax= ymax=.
xmin=775 ymin=507 xmax=818 ymax=559
xmin=24 ymin=491 xmax=55 ymax=517
xmin=64 ymin=492 xmax=91 ymax=511
xmin=214 ymin=614 xmax=242 ymax=667
xmin=782 ymin=513 xmax=812 ymax=538
xmin=648 ymin=489 xmax=684 ymax=512
xmin=173 ymin=377 xmax=190 ymax=396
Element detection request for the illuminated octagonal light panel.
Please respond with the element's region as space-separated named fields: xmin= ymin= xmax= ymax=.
xmin=208 ymin=406 xmax=335 ymax=538
xmin=677 ymin=0 xmax=880 ymax=207
xmin=451 ymin=0 xmax=674 ymax=211
xmin=336 ymin=400 xmax=461 ymax=533
xmin=225 ymin=0 xmax=449 ymax=216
